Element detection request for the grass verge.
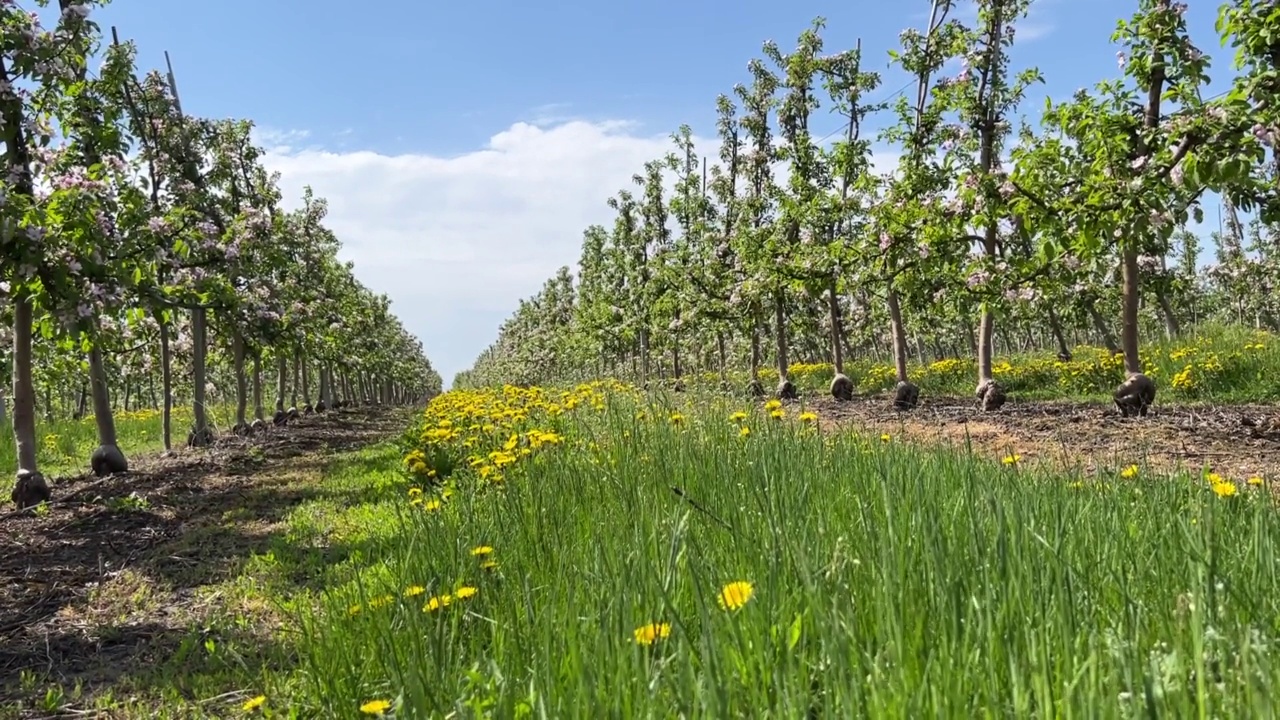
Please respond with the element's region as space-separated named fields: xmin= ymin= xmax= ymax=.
xmin=289 ymin=388 xmax=1280 ymax=716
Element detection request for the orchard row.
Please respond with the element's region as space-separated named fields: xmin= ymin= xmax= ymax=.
xmin=457 ymin=0 xmax=1277 ymax=414
xmin=0 ymin=1 xmax=441 ymax=508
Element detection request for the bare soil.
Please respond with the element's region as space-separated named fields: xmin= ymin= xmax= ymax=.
xmin=0 ymin=406 xmax=409 ymax=712
xmin=805 ymin=394 xmax=1280 ymax=481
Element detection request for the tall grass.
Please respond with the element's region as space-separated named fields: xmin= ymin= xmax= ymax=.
xmin=290 ymin=395 xmax=1280 ymax=717
xmin=0 ymin=404 xmax=241 ymax=478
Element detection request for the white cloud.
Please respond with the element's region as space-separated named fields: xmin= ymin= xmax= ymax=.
xmin=257 ymin=120 xmax=705 ymax=385
xmin=255 ymin=120 xmax=904 ymax=387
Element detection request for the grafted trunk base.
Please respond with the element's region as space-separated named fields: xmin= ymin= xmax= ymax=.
xmin=976 ymin=379 xmax=1007 ymax=412
xmin=893 ymin=381 xmax=920 ymax=411
xmin=1114 ymin=372 xmax=1156 ymax=418
xmin=90 ymin=444 xmax=129 ymax=477
xmin=11 ymin=470 xmax=50 ymax=510
xmin=830 ymin=373 xmax=853 ymax=401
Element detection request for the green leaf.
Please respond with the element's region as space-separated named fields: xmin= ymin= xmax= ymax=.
xmin=787 ymin=612 xmax=803 ymax=651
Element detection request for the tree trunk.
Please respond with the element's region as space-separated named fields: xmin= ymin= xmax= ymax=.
xmin=716 ymin=330 xmax=728 ymax=387
xmin=1155 ymin=289 xmax=1181 ymax=339
xmin=1087 ymin=303 xmax=1121 ymax=354
xmin=887 ymin=289 xmax=911 ymax=384
xmin=290 ymin=353 xmax=300 ymax=408
xmin=190 ymin=307 xmax=212 ymax=446
xmin=774 ymin=289 xmax=791 ymax=394
xmin=233 ymin=330 xmax=248 ymax=430
xmin=9 ymin=294 xmax=49 ymax=508
xmin=88 ymin=341 xmax=128 ymax=475
xmin=1120 ymin=249 xmax=1142 ymax=374
xmin=827 ymin=276 xmax=845 ymax=375
xmin=157 ymin=311 xmax=173 ymax=450
xmin=276 ymin=354 xmax=288 ymax=414
xmin=252 ymin=352 xmax=265 ymax=422
xmin=301 ymin=354 xmax=312 ymax=407
xmin=1047 ymin=306 xmax=1071 ymax=359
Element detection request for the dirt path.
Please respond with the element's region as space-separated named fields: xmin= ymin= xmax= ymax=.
xmin=806 ymin=395 xmax=1280 ymax=481
xmin=0 ymin=406 xmax=410 ymax=710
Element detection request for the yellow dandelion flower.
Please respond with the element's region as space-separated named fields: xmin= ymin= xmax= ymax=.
xmin=423 ymin=499 xmax=442 ymax=512
xmin=670 ymin=412 xmax=685 ymax=425
xmin=481 ymin=559 xmax=500 ymax=571
xmin=717 ymin=580 xmax=754 ymax=611
xmin=633 ymin=622 xmax=671 ymax=645
xmin=880 ymin=433 xmax=891 ymax=443
xmin=454 ymin=586 xmax=478 ymax=599
xmin=764 ymin=399 xmax=782 ymax=411
xmin=1247 ymin=475 xmax=1263 ymax=486
xmin=368 ymin=594 xmax=395 ymax=609
xmin=347 ymin=603 xmax=362 ymax=616
xmin=1002 ymin=454 xmax=1021 ymax=465
xmin=407 ymin=487 xmax=423 ymax=498
xmin=1205 ymin=471 xmax=1223 ymax=484
xmin=799 ymin=411 xmax=818 ymax=423
xmin=424 ymin=594 xmax=453 ymax=612
xmin=739 ymin=426 xmax=751 ymax=438
xmin=1212 ymin=481 xmax=1237 ymax=498
xmin=471 ymin=545 xmax=494 ymax=556
xmin=242 ymin=695 xmax=266 ymax=712
xmin=360 ymin=699 xmax=392 ymax=715
xmin=770 ymin=409 xmax=785 ymax=420
xmin=404 ymin=585 xmax=426 ymax=598
xmin=730 ymin=411 xmax=748 ymax=422
xmin=1120 ymin=464 xmax=1139 ymax=479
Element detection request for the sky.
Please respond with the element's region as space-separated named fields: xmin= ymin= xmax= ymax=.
xmin=88 ymin=0 xmax=1239 ymax=387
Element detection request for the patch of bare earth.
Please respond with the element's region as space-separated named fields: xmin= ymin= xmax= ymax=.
xmin=0 ymin=406 xmax=410 ymax=707
xmin=805 ymin=395 xmax=1280 ymax=480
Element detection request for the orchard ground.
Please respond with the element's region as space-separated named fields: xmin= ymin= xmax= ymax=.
xmin=0 ymin=331 xmax=1276 ymax=716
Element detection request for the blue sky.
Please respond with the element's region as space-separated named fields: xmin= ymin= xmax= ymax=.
xmin=90 ymin=0 xmax=1239 ymax=385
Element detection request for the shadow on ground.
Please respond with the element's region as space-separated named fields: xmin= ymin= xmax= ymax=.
xmin=0 ymin=405 xmax=412 ymax=707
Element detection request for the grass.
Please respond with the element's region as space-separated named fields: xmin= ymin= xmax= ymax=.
xmin=681 ymin=324 xmax=1280 ymax=403
xmin=7 ymin=324 xmax=1280 ymax=716
xmin=0 ymin=403 xmax=248 ymax=478
xmin=283 ymin=385 xmax=1279 ymax=717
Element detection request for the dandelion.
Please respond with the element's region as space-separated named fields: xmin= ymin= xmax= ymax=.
xmin=799 ymin=411 xmax=818 ymax=423
xmin=404 ymin=585 xmax=426 ymax=598
xmin=1002 ymin=454 xmax=1021 ymax=466
xmin=669 ymin=412 xmax=685 ymax=425
xmin=739 ymin=426 xmax=751 ymax=438
xmin=480 ymin=559 xmax=500 ymax=571
xmin=471 ymin=545 xmax=494 ymax=556
xmin=360 ymin=699 xmax=392 ymax=715
xmin=242 ymin=695 xmax=266 ymax=712
xmin=730 ymin=411 xmax=748 ymax=422
xmin=880 ymin=433 xmax=891 ymax=443
xmin=1120 ymin=464 xmax=1139 ymax=479
xmin=424 ymin=594 xmax=453 ymax=612
xmin=423 ymin=499 xmax=442 ymax=512
xmin=1211 ymin=481 xmax=1237 ymax=498
xmin=1247 ymin=475 xmax=1263 ymax=486
xmin=455 ymin=586 xmax=478 ymax=599
xmin=633 ymin=622 xmax=671 ymax=645
xmin=718 ymin=580 xmax=754 ymax=611
xmin=368 ymin=594 xmax=395 ymax=609
xmin=764 ymin=399 xmax=782 ymax=411
xmin=347 ymin=603 xmax=362 ymax=616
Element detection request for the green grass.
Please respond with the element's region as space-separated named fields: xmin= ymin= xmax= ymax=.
xmin=686 ymin=324 xmax=1280 ymax=403
xmin=0 ymin=403 xmax=250 ymax=479
xmin=278 ymin=394 xmax=1280 ymax=717
xmin=10 ymin=371 xmax=1279 ymax=716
